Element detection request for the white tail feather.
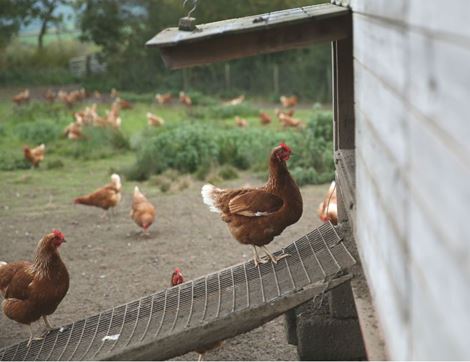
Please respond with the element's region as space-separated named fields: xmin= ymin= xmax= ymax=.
xmin=201 ymin=184 xmax=221 ymax=213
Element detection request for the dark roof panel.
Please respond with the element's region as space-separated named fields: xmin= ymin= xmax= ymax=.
xmin=146 ymin=4 xmax=351 ymax=69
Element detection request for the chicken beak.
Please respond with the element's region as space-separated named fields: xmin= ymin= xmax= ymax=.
xmin=62 ymin=239 xmax=67 ymax=243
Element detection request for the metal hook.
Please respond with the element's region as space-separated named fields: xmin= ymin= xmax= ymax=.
xmin=183 ymin=0 xmax=198 ymax=18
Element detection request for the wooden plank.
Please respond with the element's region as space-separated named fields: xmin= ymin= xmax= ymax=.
xmin=407 ymin=0 xmax=470 ymax=41
xmin=331 ymin=41 xmax=339 ymax=151
xmin=408 ymin=111 xmax=470 ymax=257
xmin=350 ymin=0 xmax=407 ymax=21
xmin=157 ymin=14 xmax=351 ymax=69
xmin=354 ymin=165 xmax=410 ymax=360
xmin=335 ymin=149 xmax=356 ymax=229
xmin=350 ymin=273 xmax=388 ymax=360
xmin=147 ymin=4 xmax=348 ymax=47
xmin=354 ymin=60 xmax=408 ymax=168
xmin=106 ymin=275 xmax=353 ymax=361
xmin=408 ymin=31 xmax=470 ymax=160
xmin=332 ymin=15 xmax=354 ymax=150
xmin=410 ymin=266 xmax=468 ymax=359
xmin=355 ymin=153 xmax=409 ymax=308
xmin=353 ymin=14 xmax=407 ymax=93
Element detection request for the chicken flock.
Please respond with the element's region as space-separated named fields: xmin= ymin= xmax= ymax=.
xmin=4 ymin=88 xmax=337 ymax=359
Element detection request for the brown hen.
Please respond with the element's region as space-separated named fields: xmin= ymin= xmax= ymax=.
xmin=74 ymin=174 xmax=122 ymax=216
xmin=201 ymin=143 xmax=303 ymax=266
xmin=23 ymin=144 xmax=46 ymax=168
xmin=0 ymin=230 xmax=69 ymax=346
xmin=130 ymin=186 xmax=156 ymax=235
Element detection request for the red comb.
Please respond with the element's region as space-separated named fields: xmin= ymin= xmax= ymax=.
xmin=52 ymin=229 xmax=64 ymax=239
xmin=279 ymin=142 xmax=291 ymax=151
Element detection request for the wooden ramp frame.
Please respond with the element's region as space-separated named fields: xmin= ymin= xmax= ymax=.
xmin=0 ymin=222 xmax=355 ymax=361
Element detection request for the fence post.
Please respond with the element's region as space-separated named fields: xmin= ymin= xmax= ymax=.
xmin=224 ymin=63 xmax=231 ymax=91
xmin=183 ymin=68 xmax=190 ymax=91
xmin=273 ymin=64 xmax=279 ymax=95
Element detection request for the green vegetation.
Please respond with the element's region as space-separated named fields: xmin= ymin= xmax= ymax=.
xmin=1 ymin=1 xmax=331 ymax=101
xmin=0 ymin=92 xmax=333 ymax=187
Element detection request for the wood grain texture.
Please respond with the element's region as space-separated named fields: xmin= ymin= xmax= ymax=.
xmin=354 ymin=60 xmax=408 ymax=168
xmin=350 ymin=0 xmax=406 ymax=20
xmin=158 ymin=14 xmax=351 ymax=69
xmin=407 ymin=0 xmax=470 ymax=40
xmin=352 ymin=1 xmax=470 ymax=359
xmin=353 ymin=14 xmax=407 ymax=92
xmin=408 ymin=31 xmax=470 ymax=160
xmin=333 ymin=30 xmax=355 ymax=149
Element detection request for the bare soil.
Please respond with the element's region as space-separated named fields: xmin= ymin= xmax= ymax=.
xmin=0 ymin=170 xmax=329 ymax=360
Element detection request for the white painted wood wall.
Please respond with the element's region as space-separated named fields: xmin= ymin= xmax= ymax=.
xmin=350 ymin=0 xmax=470 ymax=359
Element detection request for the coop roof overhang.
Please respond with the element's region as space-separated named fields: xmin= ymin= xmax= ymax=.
xmin=146 ymin=3 xmax=351 ymax=69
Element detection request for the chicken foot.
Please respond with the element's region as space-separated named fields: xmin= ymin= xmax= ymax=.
xmin=34 ymin=315 xmax=58 ymax=339
xmin=261 ymin=245 xmax=289 ymax=264
xmin=198 ymin=352 xmax=205 ymax=361
xmin=26 ymin=325 xmax=44 ymax=347
xmin=252 ymin=246 xmax=268 ymax=267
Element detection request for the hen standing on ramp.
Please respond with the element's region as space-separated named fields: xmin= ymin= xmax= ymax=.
xmin=201 ymin=143 xmax=303 ymax=266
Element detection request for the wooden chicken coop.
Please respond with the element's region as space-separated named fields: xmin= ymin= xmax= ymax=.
xmin=146 ymin=0 xmax=470 ymax=360
xmin=1 ymin=1 xmax=469 ymax=361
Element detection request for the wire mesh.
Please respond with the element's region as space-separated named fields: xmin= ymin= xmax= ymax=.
xmin=0 ymin=222 xmax=354 ymax=361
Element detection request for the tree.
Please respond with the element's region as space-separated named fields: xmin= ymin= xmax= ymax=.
xmin=0 ymin=0 xmax=32 ymax=48
xmin=31 ymin=0 xmax=69 ymax=50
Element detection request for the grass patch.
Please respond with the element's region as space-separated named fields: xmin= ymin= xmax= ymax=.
xmin=0 ymin=92 xmax=333 ymax=186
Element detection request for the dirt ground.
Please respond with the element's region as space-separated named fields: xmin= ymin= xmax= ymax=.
xmin=0 ymin=167 xmax=329 ymax=360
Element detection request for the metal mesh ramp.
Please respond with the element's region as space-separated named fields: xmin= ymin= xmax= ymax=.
xmin=0 ymin=222 xmax=355 ymax=361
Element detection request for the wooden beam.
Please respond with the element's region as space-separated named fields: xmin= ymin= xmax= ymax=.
xmin=335 ymin=149 xmax=356 ymax=232
xmin=332 ymin=18 xmax=355 ymax=149
xmin=332 ymin=41 xmax=339 ymax=151
xmin=148 ymin=11 xmax=351 ymax=69
xmin=331 ymin=10 xmax=354 ymax=150
xmin=106 ymin=275 xmax=353 ymax=361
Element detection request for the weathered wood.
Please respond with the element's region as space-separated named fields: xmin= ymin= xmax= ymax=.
xmin=353 ymin=14 xmax=407 ymax=93
xmin=157 ymin=14 xmax=350 ymax=69
xmin=107 ymin=275 xmax=353 ymax=361
xmin=350 ymin=275 xmax=388 ymax=360
xmin=331 ymin=41 xmax=339 ymax=150
xmin=408 ymin=111 xmax=470 ymax=254
xmin=352 ymin=1 xmax=470 ymax=360
xmin=408 ymin=31 xmax=470 ymax=159
xmin=148 ymin=4 xmax=348 ymax=46
xmin=350 ymin=0 xmax=406 ymax=20
xmin=334 ymin=32 xmax=355 ymax=149
xmin=335 ymin=149 xmax=356 ymax=230
xmin=407 ymin=0 xmax=470 ymax=40
xmin=354 ymin=162 xmax=410 ymax=360
xmin=354 ymin=60 xmax=408 ymax=168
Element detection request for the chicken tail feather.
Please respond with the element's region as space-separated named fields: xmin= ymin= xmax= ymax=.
xmin=201 ymin=184 xmax=221 ymax=213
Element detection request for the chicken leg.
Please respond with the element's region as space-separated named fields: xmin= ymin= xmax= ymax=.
xmin=43 ymin=315 xmax=53 ymax=330
xmin=261 ymin=245 xmax=289 ymax=264
xmin=198 ymin=352 xmax=205 ymax=361
xmin=27 ymin=325 xmax=34 ymax=347
xmin=252 ymin=246 xmax=268 ymax=267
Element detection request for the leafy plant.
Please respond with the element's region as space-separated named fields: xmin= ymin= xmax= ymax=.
xmin=15 ymin=120 xmax=63 ymax=145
